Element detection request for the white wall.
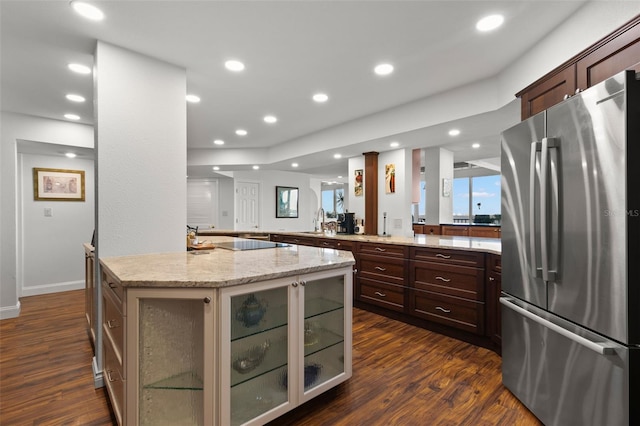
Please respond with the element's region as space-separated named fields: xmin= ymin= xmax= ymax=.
xmin=378 ymin=149 xmax=413 ymax=237
xmin=18 ymin=154 xmax=94 ymax=296
xmin=233 ymin=170 xmax=313 ymax=231
xmin=1 ymin=112 xmax=93 ymax=319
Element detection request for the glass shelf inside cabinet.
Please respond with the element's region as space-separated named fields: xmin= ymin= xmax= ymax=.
xmin=305 ymin=297 xmax=343 ymax=319
xmin=144 ymin=371 xmax=203 ymax=391
xmin=231 ymin=287 xmax=288 ymax=341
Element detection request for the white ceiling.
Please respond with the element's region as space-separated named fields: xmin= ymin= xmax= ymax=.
xmin=1 ymin=0 xmax=590 ymax=180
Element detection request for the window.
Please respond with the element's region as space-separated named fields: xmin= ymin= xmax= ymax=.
xmin=452 ymin=175 xmax=501 ymax=223
xmin=321 ymin=186 xmax=344 ymax=218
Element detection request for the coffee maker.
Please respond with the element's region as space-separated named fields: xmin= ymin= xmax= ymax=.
xmin=337 ymin=212 xmax=355 ymax=234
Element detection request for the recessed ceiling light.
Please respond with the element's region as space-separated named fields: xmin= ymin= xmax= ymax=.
xmin=472 ymin=143 xmax=481 ymax=149
xmin=64 ymin=114 xmax=80 ymax=120
xmin=71 ymin=1 xmax=105 ymax=21
xmin=68 ymin=63 xmax=91 ymax=74
xmin=65 ymin=94 xmax=85 ymax=102
xmin=252 ymin=165 xmax=260 ymax=170
xmin=263 ymin=115 xmax=277 ymax=124
xmin=291 ymin=163 xmax=299 ymax=168
xmin=65 ymin=152 xmax=77 ymax=158
xmin=225 ymin=60 xmax=245 ymax=72
xmin=235 ymin=129 xmax=248 ymax=136
xmin=334 ymin=153 xmax=342 ymax=159
xmin=476 ymin=14 xmax=504 ymax=32
xmin=186 ymin=94 xmax=201 ymax=103
xmin=213 ymin=139 xmax=224 ymax=145
xmin=313 ymin=93 xmax=329 ymax=103
xmin=390 ymin=141 xmax=399 ymax=148
xmin=213 ymin=166 xmax=220 ymax=171
xmin=448 ymin=129 xmax=461 ymax=136
xmin=374 ymin=63 xmax=394 ymax=76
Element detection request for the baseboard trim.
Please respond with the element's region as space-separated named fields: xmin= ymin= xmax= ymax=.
xmin=92 ymin=356 xmax=104 ymax=389
xmin=0 ymin=301 xmax=21 ymax=320
xmin=21 ymin=280 xmax=84 ymax=297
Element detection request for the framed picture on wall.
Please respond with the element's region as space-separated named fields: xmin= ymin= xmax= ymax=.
xmin=33 ymin=168 xmax=85 ymax=201
xmin=276 ymin=186 xmax=299 ymax=218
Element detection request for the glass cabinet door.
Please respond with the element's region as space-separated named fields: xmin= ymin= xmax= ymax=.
xmin=128 ymin=289 xmax=215 ymax=426
xmin=300 ymin=269 xmax=351 ymax=400
xmin=221 ymin=282 xmax=291 ymax=426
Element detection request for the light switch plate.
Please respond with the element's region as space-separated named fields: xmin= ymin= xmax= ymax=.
xmin=44 ymin=208 xmax=52 ymax=217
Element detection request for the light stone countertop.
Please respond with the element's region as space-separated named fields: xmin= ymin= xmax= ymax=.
xmin=99 ymin=236 xmax=355 ymax=289
xmin=197 ymin=230 xmax=502 ymax=255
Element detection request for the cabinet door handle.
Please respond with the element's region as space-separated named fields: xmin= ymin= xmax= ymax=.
xmin=375 ymin=247 xmax=386 ymax=252
xmin=489 ymin=277 xmax=495 ymax=282
xmin=292 ymin=282 xmax=298 ymax=287
xmin=435 ymin=306 xmax=451 ymax=313
xmin=435 ymin=276 xmax=451 ymax=282
xmin=203 ymin=296 xmax=211 ymax=304
xmin=435 ymin=253 xmax=451 ymax=259
xmin=322 ymin=242 xmax=330 ymax=246
xmin=374 ymin=266 xmax=387 ymax=271
xmin=107 ymin=319 xmax=119 ymax=329
xmin=300 ymin=280 xmax=306 ymax=286
xmin=374 ymin=291 xmax=386 ymax=297
xmin=106 ymin=369 xmax=118 ymax=382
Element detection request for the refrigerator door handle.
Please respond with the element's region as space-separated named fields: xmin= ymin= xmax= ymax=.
xmin=529 ymin=141 xmax=542 ymax=278
xmin=500 ymin=297 xmax=617 ymax=355
xmin=540 ymin=137 xmax=558 ymax=282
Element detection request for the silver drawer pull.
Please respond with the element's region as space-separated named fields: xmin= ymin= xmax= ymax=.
xmin=435 ymin=306 xmax=451 ymax=313
xmin=375 ymin=247 xmax=387 ymax=252
xmin=489 ymin=277 xmax=495 ymax=281
xmin=374 ymin=291 xmax=386 ymax=297
xmin=435 ymin=276 xmax=451 ymax=282
xmin=375 ymin=266 xmax=387 ymax=271
xmin=322 ymin=242 xmax=330 ymax=246
xmin=435 ymin=253 xmax=451 ymax=259
xmin=107 ymin=319 xmax=119 ymax=329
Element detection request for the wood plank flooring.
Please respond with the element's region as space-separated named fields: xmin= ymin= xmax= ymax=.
xmin=0 ymin=290 xmax=541 ymax=425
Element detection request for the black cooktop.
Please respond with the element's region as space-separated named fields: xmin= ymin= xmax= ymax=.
xmin=215 ymin=240 xmax=289 ymax=251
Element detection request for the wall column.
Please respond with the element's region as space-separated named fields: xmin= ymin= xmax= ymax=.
xmin=363 ymin=151 xmax=379 ymax=235
xmin=424 ymin=147 xmax=453 ymax=224
xmin=93 ymin=41 xmax=187 ymax=387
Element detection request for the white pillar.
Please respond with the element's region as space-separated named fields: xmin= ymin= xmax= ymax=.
xmin=95 ymin=41 xmax=186 ymax=257
xmin=424 ymin=147 xmax=453 ymax=224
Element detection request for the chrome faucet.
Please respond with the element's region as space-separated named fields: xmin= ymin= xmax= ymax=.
xmin=316 ymin=208 xmax=325 ymax=231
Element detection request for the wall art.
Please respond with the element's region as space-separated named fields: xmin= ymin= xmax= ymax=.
xmin=354 ymin=169 xmax=363 ymax=196
xmin=385 ymin=163 xmax=395 ymax=194
xmin=33 ymin=168 xmax=85 ymax=201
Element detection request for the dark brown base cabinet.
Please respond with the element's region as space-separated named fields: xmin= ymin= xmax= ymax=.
xmin=270 ymin=234 xmax=502 ymax=354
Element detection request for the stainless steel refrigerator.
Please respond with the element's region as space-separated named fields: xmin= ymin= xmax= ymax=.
xmin=500 ymin=70 xmax=640 ymax=426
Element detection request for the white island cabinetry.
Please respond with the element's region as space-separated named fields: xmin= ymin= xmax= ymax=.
xmin=99 ymin=238 xmax=354 ymax=426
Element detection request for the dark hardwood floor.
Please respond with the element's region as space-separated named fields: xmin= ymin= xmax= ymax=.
xmin=0 ymin=290 xmax=540 ymax=425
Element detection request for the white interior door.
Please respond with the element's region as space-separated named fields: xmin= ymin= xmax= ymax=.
xmin=187 ymin=179 xmax=219 ymax=230
xmin=236 ymin=181 xmax=260 ymax=230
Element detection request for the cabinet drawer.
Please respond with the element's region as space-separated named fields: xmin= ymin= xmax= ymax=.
xmin=410 ymin=247 xmax=485 ymax=268
xmin=487 ymin=254 xmax=501 ymax=273
xmin=357 ymin=242 xmax=407 ymax=258
xmin=103 ymin=336 xmax=125 ymax=426
xmin=358 ymin=254 xmax=406 ymax=286
xmin=410 ymin=261 xmax=484 ymax=301
xmin=102 ymin=269 xmax=124 ymax=306
xmin=409 ymin=289 xmax=485 ymax=335
xmin=102 ymin=283 xmax=124 ymax=366
xmin=357 ymin=278 xmax=405 ymax=312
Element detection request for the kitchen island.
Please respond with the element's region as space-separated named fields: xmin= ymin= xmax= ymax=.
xmin=99 ymin=236 xmax=355 ymax=426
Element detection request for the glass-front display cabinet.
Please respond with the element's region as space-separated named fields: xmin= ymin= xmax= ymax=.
xmin=126 ymin=288 xmax=216 ymax=426
xmin=219 ymin=267 xmax=353 ymax=426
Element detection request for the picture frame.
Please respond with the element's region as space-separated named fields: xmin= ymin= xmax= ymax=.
xmin=276 ymin=186 xmax=299 ymax=218
xmin=33 ymin=168 xmax=85 ymax=201
xmin=442 ymin=178 xmax=452 ymax=197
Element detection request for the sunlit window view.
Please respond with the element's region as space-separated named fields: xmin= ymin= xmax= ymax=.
xmin=322 ymin=186 xmax=345 ymax=218
xmin=453 ymin=175 xmax=501 ymax=223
